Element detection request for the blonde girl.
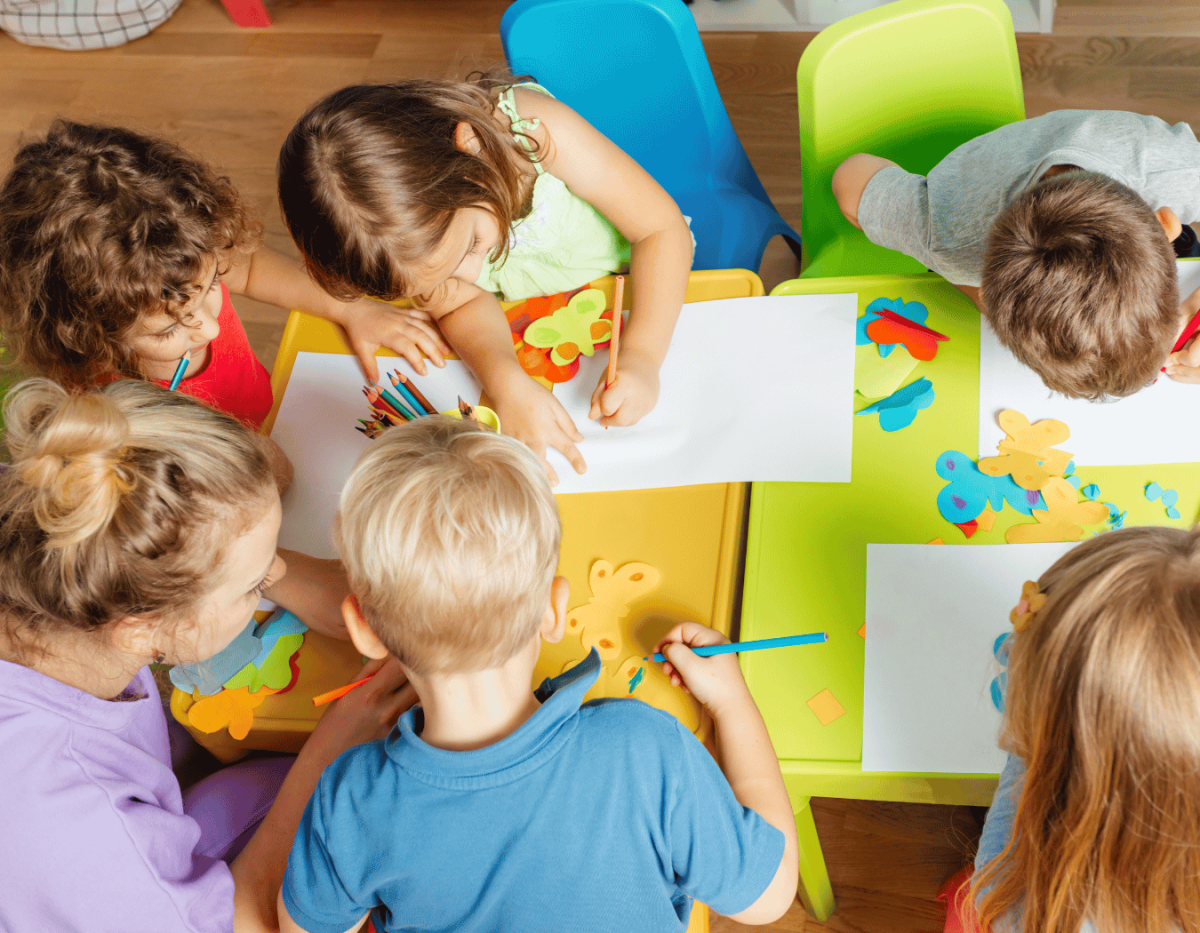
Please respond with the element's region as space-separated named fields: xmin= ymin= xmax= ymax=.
xmin=0 ymin=379 xmax=414 ymax=933
xmin=277 ymin=74 xmax=694 ymax=484
xmin=972 ymin=525 xmax=1200 ymax=933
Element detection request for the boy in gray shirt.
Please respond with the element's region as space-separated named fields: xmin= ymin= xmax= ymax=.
xmin=832 ymin=110 xmax=1200 ymax=399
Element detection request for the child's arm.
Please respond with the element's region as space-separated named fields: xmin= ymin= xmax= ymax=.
xmin=511 ymin=87 xmax=693 ymax=428
xmin=221 ymin=245 xmax=452 ymax=384
xmin=231 ymin=656 xmax=415 ymax=933
xmin=831 ymin=154 xmax=901 ymax=230
xmin=431 ymin=280 xmax=587 ymax=485
xmin=655 ymin=622 xmax=800 ymax=925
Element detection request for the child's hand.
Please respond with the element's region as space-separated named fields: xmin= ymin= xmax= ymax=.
xmin=589 ymin=347 xmax=661 ymax=427
xmin=654 ymin=621 xmax=753 ymax=718
xmin=341 ymin=297 xmax=451 ymax=384
xmin=493 ymin=374 xmax=586 ymax=486
xmin=1166 ymin=333 xmax=1200 ymax=383
xmin=306 ymin=656 xmax=416 ymax=756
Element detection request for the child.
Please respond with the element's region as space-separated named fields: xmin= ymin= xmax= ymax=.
xmin=276 ymin=75 xmax=694 ymax=484
xmin=0 ymin=120 xmax=451 ymax=443
xmin=278 ymin=417 xmax=799 ymax=932
xmin=831 ymin=110 xmax=1200 ymax=400
xmin=972 ymin=526 xmax=1200 ymax=933
xmin=0 ymin=377 xmax=414 ymax=933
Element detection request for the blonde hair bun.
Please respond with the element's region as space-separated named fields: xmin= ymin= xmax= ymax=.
xmin=5 ymin=379 xmax=133 ymax=546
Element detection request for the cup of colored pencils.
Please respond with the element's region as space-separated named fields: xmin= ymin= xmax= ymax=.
xmin=441 ymin=396 xmax=501 ymax=433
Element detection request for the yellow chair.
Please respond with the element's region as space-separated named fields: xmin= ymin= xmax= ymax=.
xmin=797 ymin=0 xmax=1025 ymax=278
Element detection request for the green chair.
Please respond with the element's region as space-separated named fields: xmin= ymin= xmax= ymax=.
xmin=797 ymin=0 xmax=1026 ymax=279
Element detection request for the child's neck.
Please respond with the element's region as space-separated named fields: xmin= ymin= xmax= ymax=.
xmin=0 ymin=626 xmax=146 ymax=700
xmin=408 ymin=642 xmax=542 ymax=752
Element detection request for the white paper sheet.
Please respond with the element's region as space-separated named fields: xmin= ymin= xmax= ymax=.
xmin=862 ymin=542 xmax=1075 ymax=774
xmin=978 ymin=259 xmax=1200 ymax=467
xmin=546 ymin=293 xmax=858 ymax=493
xmin=271 ymin=352 xmax=482 ymax=558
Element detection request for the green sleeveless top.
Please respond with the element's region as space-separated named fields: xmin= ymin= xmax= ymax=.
xmin=474 ymin=84 xmax=632 ymax=301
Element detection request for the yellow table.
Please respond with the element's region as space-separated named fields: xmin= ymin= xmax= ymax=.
xmin=173 ymin=269 xmax=766 ymax=933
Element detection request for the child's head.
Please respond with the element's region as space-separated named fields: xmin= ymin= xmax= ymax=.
xmin=0 ymin=378 xmax=280 ymax=667
xmin=335 ymin=416 xmax=561 ymax=676
xmin=981 ymin=170 xmax=1179 ymax=400
xmin=0 ymin=120 xmax=259 ymax=387
xmin=277 ymin=74 xmax=532 ymax=304
xmin=975 ymin=526 xmax=1200 ymax=933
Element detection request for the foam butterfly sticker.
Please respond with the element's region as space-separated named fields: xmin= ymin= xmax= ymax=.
xmin=222 ymin=611 xmax=306 ymax=694
xmin=864 ymin=310 xmax=948 ymax=362
xmin=566 ymin=560 xmax=661 ymax=661
xmin=187 ymin=685 xmax=278 ymax=741
xmin=1145 ymin=481 xmax=1182 ymax=520
xmin=978 ymin=410 xmax=1073 ymax=491
xmin=1005 ymin=477 xmax=1109 ymax=543
xmin=855 ymin=296 xmax=930 ymax=358
xmin=935 ymin=450 xmax=1044 ymax=524
xmin=522 ymin=288 xmax=612 ymax=366
xmin=856 ymin=377 xmax=934 ymax=432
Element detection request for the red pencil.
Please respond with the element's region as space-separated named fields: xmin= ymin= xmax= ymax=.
xmin=365 ymin=386 xmax=408 ymax=422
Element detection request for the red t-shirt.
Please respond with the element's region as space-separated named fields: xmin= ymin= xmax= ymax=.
xmin=152 ymin=284 xmax=274 ymax=429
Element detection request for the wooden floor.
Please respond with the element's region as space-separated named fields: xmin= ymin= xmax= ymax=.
xmin=1 ymin=1 xmax=1197 ymax=929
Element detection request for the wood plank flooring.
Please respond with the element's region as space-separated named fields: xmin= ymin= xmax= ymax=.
xmin=1 ymin=1 xmax=1196 ymax=929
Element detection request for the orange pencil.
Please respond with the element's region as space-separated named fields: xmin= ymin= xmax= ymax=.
xmin=311 ymin=674 xmax=375 ymax=707
xmin=606 ymin=275 xmax=624 ymax=389
xmin=365 ymin=386 xmax=408 ymax=422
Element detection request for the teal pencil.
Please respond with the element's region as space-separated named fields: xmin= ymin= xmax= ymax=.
xmin=168 ymin=356 xmax=189 ymax=391
xmin=378 ymin=385 xmax=418 ymax=421
xmin=645 ymin=632 xmax=827 ymax=663
xmin=388 ymin=372 xmax=427 ymax=417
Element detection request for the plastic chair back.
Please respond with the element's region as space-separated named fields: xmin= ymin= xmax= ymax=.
xmin=798 ymin=0 xmax=1025 ymax=277
xmin=501 ymin=0 xmax=799 ymax=272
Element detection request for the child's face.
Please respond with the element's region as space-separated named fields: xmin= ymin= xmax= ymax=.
xmin=128 ymin=257 xmax=224 ymax=382
xmin=410 ymin=207 xmax=502 ymax=298
xmin=176 ymin=496 xmax=285 ymax=663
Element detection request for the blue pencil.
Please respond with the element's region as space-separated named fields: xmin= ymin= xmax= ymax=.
xmin=645 ymin=632 xmax=827 ymax=663
xmin=378 ymin=385 xmax=418 ymax=421
xmin=168 ymin=356 xmax=189 ymax=391
xmin=389 ymin=372 xmax=427 ymax=417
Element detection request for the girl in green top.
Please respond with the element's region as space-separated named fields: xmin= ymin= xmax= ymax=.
xmin=278 ymin=73 xmax=693 ymax=485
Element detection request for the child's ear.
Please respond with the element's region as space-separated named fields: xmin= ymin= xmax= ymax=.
xmin=454 ymin=121 xmax=482 ymax=155
xmin=108 ymin=616 xmax=159 ymax=662
xmin=342 ymin=595 xmax=390 ymax=660
xmin=1156 ymin=206 xmax=1184 ymax=243
xmin=541 ymin=576 xmax=570 ymax=644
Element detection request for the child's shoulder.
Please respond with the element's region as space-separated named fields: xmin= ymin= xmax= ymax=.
xmin=577 ymin=696 xmax=695 ymax=750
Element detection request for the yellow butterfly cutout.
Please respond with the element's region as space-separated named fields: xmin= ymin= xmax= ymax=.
xmin=979 ymin=409 xmax=1073 ymax=490
xmin=1005 ymin=478 xmax=1109 ymax=543
xmin=522 ymin=288 xmax=611 ymax=366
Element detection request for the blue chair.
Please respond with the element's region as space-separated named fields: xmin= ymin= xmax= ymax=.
xmin=501 ymin=0 xmax=800 ymax=273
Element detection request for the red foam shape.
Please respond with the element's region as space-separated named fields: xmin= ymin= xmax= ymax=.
xmin=273 ymin=651 xmax=302 ymax=696
xmin=954 ymin=520 xmax=979 ymax=539
xmin=220 ymin=0 xmax=272 ymax=26
xmin=866 ymin=310 xmax=949 ymax=362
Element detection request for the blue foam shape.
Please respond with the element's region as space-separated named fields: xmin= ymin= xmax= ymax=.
xmin=856 ymin=377 xmax=934 ymax=431
xmin=168 ymin=620 xmax=261 ymax=695
xmin=1146 ymin=481 xmax=1164 ymax=501
xmin=1161 ymin=488 xmax=1179 ymax=509
xmin=1066 ymin=475 xmax=1082 ymax=489
xmin=935 ymin=451 xmax=1044 ymax=523
xmin=856 ymin=296 xmax=930 ymax=357
xmin=1168 ymin=506 xmax=1182 ymax=520
xmin=248 ymin=609 xmax=308 ymax=668
xmin=1063 ymin=460 xmax=1076 ymax=477
xmin=1081 ymin=484 xmax=1100 ymax=500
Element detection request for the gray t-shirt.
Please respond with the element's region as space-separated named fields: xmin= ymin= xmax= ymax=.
xmin=858 ymin=110 xmax=1200 ymax=287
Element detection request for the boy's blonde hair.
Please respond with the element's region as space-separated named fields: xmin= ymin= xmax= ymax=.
xmin=0 ymin=379 xmax=275 ymax=661
xmin=982 ymin=170 xmax=1179 ymax=401
xmin=973 ymin=526 xmax=1200 ymax=933
xmin=335 ymin=416 xmax=561 ymax=675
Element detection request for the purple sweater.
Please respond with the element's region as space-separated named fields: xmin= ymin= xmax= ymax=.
xmin=0 ymin=659 xmax=235 ymax=932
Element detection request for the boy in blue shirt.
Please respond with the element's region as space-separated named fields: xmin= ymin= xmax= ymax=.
xmin=278 ymin=416 xmax=798 ymax=933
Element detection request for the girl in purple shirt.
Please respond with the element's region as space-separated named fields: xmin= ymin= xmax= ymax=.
xmin=0 ymin=379 xmax=415 ymax=933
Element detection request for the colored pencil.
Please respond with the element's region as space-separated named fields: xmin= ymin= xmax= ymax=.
xmin=606 ymin=275 xmax=624 ymax=390
xmin=458 ymin=396 xmax=479 ymax=422
xmin=311 ymin=674 xmax=375 ymax=707
xmin=367 ymin=408 xmax=396 ymax=428
xmin=168 ymin=356 xmax=189 ymax=391
xmin=395 ymin=370 xmax=437 ymax=415
xmin=389 ymin=372 xmax=429 ymax=417
xmin=355 ymin=425 xmax=369 ymax=436
xmin=365 ymin=387 xmax=408 ymax=422
xmin=645 ymin=632 xmax=828 ymax=663
xmin=379 ymin=385 xmax=418 ymax=421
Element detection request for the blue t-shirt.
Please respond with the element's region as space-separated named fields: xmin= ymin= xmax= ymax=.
xmin=282 ymin=650 xmax=784 ymax=933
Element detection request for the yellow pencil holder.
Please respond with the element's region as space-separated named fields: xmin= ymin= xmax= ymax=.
xmin=441 ymin=405 xmax=501 ymax=433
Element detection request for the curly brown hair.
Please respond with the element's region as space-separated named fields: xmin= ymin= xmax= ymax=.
xmin=981 ymin=170 xmax=1179 ymax=401
xmin=0 ymin=120 xmax=261 ymax=388
xmin=277 ymin=72 xmax=536 ymax=304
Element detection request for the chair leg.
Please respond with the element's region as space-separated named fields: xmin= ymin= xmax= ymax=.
xmin=219 ymin=0 xmax=272 ymax=27
xmin=794 ymin=796 xmax=836 ymax=921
